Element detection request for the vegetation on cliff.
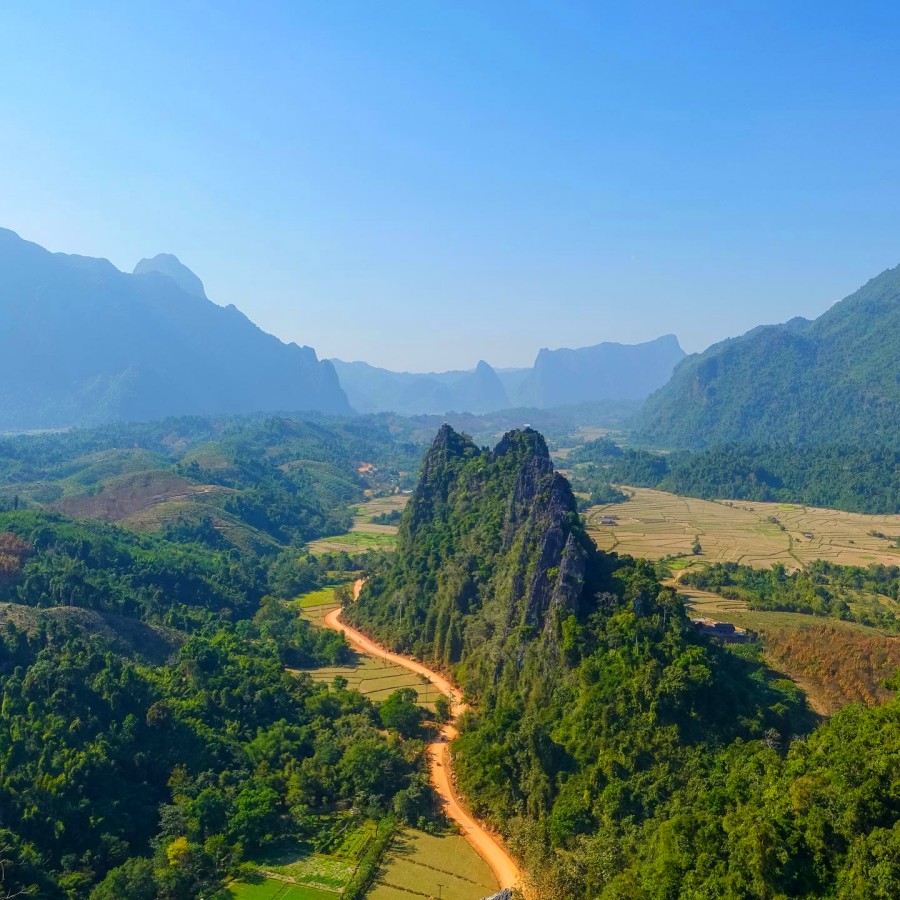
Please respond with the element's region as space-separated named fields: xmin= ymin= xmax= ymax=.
xmin=349 ymin=425 xmax=900 ymax=897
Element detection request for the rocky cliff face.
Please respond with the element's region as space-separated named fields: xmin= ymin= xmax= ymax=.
xmin=348 ymin=424 xmax=606 ymax=688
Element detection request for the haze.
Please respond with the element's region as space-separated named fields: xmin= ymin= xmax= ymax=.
xmin=2 ymin=2 xmax=900 ymax=369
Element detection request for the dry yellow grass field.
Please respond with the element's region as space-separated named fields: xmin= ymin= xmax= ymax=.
xmin=586 ymin=487 xmax=900 ymax=570
xmin=368 ymin=829 xmax=498 ymax=900
xmin=297 ymin=601 xmax=436 ymax=709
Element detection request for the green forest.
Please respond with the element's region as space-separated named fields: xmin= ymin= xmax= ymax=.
xmin=0 ymin=415 xmax=431 ymax=898
xmin=351 ymin=425 xmax=900 ymax=898
xmin=569 ymin=437 xmax=900 ymax=515
xmin=681 ymin=560 xmax=900 ymax=632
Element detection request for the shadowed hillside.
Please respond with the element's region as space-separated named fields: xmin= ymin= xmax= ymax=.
xmin=0 ymin=229 xmax=351 ymax=429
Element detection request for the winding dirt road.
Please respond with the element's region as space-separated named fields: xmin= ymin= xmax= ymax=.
xmin=323 ymin=582 xmax=523 ymax=893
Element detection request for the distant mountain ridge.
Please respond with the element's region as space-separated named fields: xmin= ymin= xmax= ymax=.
xmin=331 ymin=358 xmax=510 ymax=415
xmin=512 ymin=334 xmax=686 ymax=408
xmin=333 ymin=334 xmax=685 ymax=416
xmin=635 ymin=265 xmax=900 ymax=447
xmin=0 ymin=229 xmax=350 ymax=429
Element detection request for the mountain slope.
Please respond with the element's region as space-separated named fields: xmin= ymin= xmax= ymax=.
xmin=333 ymin=336 xmax=682 ymax=416
xmin=330 ymin=358 xmax=510 ymax=415
xmin=513 ymin=334 xmax=686 ymax=408
xmin=0 ymin=229 xmax=351 ymax=429
xmin=346 ymin=425 xmax=837 ymax=898
xmin=348 ymin=424 xmax=604 ymax=673
xmin=635 ymin=266 xmax=900 ymax=447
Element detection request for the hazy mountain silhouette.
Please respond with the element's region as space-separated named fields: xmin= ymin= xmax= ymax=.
xmin=333 ymin=338 xmax=683 ymax=416
xmin=0 ymin=229 xmax=351 ymax=429
xmin=133 ymin=253 xmax=207 ymax=298
xmin=511 ymin=334 xmax=686 ymax=408
xmin=331 ymin=358 xmax=509 ymax=415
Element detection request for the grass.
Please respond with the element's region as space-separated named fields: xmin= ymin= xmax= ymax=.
xmin=307 ymin=495 xmax=407 ymax=555
xmin=368 ymin=828 xmax=498 ymax=900
xmin=295 ymin=587 xmax=344 ymax=608
xmin=220 ymin=875 xmax=339 ymax=900
xmin=223 ymin=820 xmax=378 ymax=900
xmin=586 ymin=487 xmax=900 ymax=571
xmin=307 ymin=531 xmax=397 ymax=554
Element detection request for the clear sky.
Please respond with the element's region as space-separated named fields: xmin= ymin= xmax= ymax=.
xmin=2 ymin=2 xmax=900 ymax=371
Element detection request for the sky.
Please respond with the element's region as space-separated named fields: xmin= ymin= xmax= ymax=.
xmin=2 ymin=2 xmax=900 ymax=371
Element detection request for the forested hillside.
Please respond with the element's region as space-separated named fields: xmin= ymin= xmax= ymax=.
xmin=569 ymin=437 xmax=900 ymax=514
xmin=635 ymin=264 xmax=900 ymax=447
xmin=0 ymin=414 xmax=421 ymax=551
xmin=349 ymin=425 xmax=900 ymax=897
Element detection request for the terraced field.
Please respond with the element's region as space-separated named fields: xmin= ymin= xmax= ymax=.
xmin=307 ymin=495 xmax=409 ymax=554
xmin=298 ymin=597 xmax=436 ymax=709
xmin=587 ymin=487 xmax=900 ymax=570
xmin=369 ymin=829 xmax=498 ymax=900
xmin=220 ymin=819 xmax=379 ymax=900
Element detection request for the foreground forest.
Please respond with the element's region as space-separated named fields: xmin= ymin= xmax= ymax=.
xmin=2 ymin=414 xmax=900 ymax=898
xmin=351 ymin=425 xmax=900 ymax=898
xmin=0 ymin=416 xmax=432 ymax=897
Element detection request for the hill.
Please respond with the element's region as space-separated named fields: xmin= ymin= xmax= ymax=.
xmin=333 ymin=335 xmax=683 ymax=416
xmin=635 ymin=265 xmax=900 ymax=447
xmin=512 ymin=333 xmax=686 ymax=408
xmin=0 ymin=229 xmax=351 ymax=429
xmin=331 ymin=358 xmax=509 ymax=415
xmin=347 ymin=424 xmax=900 ymax=897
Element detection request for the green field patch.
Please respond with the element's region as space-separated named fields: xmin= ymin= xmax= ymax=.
xmin=220 ymin=875 xmax=339 ymax=900
xmin=309 ymin=531 xmax=396 ymax=552
xmin=295 ymin=587 xmax=343 ymax=608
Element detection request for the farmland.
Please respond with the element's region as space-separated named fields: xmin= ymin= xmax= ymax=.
xmin=586 ymin=487 xmax=900 ymax=570
xmin=307 ymin=495 xmax=409 ymax=554
xmin=585 ymin=488 xmax=900 ymax=713
xmin=297 ymin=590 xmax=436 ymax=709
xmin=369 ymin=828 xmax=498 ymax=900
xmin=220 ymin=818 xmax=379 ymax=899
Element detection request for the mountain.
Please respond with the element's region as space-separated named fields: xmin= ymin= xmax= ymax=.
xmin=635 ymin=265 xmax=900 ymax=447
xmin=330 ymin=358 xmax=509 ymax=415
xmin=0 ymin=229 xmax=351 ymax=429
xmin=133 ymin=252 xmax=207 ymax=298
xmin=347 ymin=425 xmax=886 ymax=898
xmin=333 ymin=336 xmax=683 ymax=416
xmin=348 ymin=424 xmax=606 ymax=669
xmin=512 ymin=334 xmax=686 ymax=408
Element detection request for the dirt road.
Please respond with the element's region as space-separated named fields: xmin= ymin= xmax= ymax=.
xmin=323 ymin=587 xmax=524 ymax=892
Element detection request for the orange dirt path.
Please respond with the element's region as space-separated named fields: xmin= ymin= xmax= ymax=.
xmin=323 ymin=582 xmax=524 ymax=892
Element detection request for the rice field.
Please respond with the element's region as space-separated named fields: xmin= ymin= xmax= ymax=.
xmin=586 ymin=487 xmax=900 ymax=571
xmin=221 ymin=819 xmax=378 ymax=899
xmin=219 ymin=877 xmax=338 ymax=900
xmin=368 ymin=829 xmax=498 ymax=900
xmin=307 ymin=495 xmax=408 ymax=554
xmin=297 ymin=601 xmax=436 ymax=708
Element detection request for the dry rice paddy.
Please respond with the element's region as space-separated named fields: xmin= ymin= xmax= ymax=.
xmin=586 ymin=487 xmax=900 ymax=571
xmin=298 ymin=600 xmax=436 ymax=709
xmin=368 ymin=829 xmax=498 ymax=900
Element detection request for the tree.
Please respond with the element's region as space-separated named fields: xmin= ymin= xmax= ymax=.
xmin=89 ymin=858 xmax=157 ymax=900
xmin=379 ymin=688 xmax=423 ymax=737
xmin=434 ymin=694 xmax=452 ymax=724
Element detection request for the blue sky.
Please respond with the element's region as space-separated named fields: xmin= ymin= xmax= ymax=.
xmin=2 ymin=2 xmax=900 ymax=370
